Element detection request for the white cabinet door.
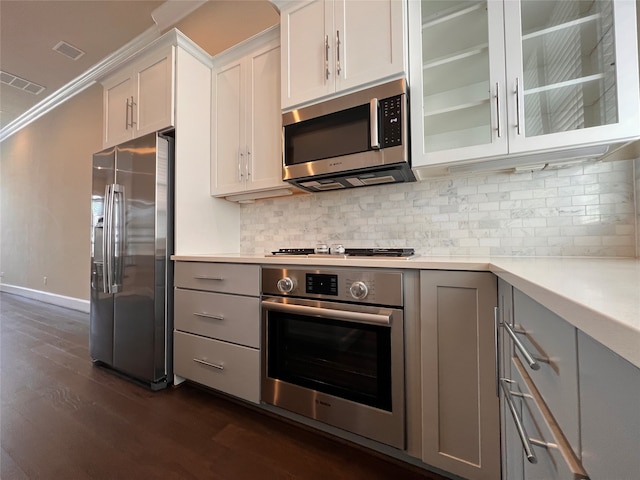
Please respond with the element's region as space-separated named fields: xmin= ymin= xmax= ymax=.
xmin=211 ymin=59 xmax=245 ymax=196
xmin=135 ymin=47 xmax=174 ymax=138
xmin=246 ymin=43 xmax=287 ymax=192
xmin=102 ymin=45 xmax=175 ymax=148
xmin=211 ymin=29 xmax=287 ymax=198
xmin=410 ymin=0 xmax=640 ymax=173
xmin=280 ymin=0 xmax=406 ymax=110
xmin=504 ymin=0 xmax=640 ymax=154
xmin=334 ymin=0 xmax=405 ymax=93
xmin=103 ymin=72 xmax=133 ymax=147
xmin=280 ymin=0 xmax=333 ymax=109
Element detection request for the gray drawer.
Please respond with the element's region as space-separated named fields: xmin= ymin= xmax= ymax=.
xmin=512 ymin=289 xmax=579 ymax=453
xmin=174 ymin=288 xmax=259 ymax=348
xmin=174 ymin=262 xmax=259 ymax=295
xmin=174 ymin=331 xmax=260 ymax=403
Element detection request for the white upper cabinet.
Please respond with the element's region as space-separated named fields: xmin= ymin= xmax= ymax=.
xmin=211 ymin=27 xmax=293 ymax=200
xmin=277 ymin=0 xmax=407 ymax=110
xmin=102 ymin=45 xmax=174 ymax=148
xmin=409 ymin=0 xmax=640 ymax=173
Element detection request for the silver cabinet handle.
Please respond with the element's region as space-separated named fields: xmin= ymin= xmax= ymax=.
xmin=503 ymin=320 xmax=540 ymax=370
xmin=495 ymin=82 xmax=502 ymax=138
xmin=494 ymin=306 xmax=500 ymax=397
xmin=125 ymin=97 xmax=130 ymax=130
xmin=263 ymin=298 xmax=391 ymax=326
xmin=246 ymin=149 xmax=251 ymax=178
xmin=193 ymin=358 xmax=224 ymax=370
xmin=515 ymin=77 xmax=522 ymax=135
xmin=500 ymin=378 xmax=538 ymax=464
xmin=370 ymin=98 xmax=380 ymax=149
xmin=129 ymin=95 xmax=136 ymax=127
xmin=193 ymin=312 xmax=224 ymax=321
xmin=336 ymin=30 xmax=341 ymax=76
xmin=193 ymin=276 xmax=224 ymax=281
xmin=324 ymin=35 xmax=330 ymax=80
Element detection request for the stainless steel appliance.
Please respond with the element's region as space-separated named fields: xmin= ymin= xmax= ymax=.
xmin=90 ymin=131 xmax=173 ymax=390
xmin=282 ymin=79 xmax=415 ymax=192
xmin=261 ymin=265 xmax=406 ymax=448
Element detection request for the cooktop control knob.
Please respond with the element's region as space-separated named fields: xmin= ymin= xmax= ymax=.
xmin=277 ymin=277 xmax=295 ymax=293
xmin=349 ymin=281 xmax=369 ymax=300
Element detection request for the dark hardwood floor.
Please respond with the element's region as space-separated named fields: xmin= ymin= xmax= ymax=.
xmin=0 ymin=292 xmax=448 ymax=480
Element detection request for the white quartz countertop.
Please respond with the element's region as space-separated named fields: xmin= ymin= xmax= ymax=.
xmin=172 ymin=253 xmax=640 ymax=369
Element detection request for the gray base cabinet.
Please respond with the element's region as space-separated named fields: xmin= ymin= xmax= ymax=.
xmin=500 ymin=284 xmax=640 ymax=480
xmin=579 ymin=331 xmax=640 ymax=479
xmin=173 ymin=261 xmax=261 ymax=403
xmin=420 ymin=271 xmax=500 ymax=480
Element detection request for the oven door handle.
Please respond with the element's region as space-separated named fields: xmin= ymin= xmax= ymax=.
xmin=262 ymin=299 xmax=391 ymax=326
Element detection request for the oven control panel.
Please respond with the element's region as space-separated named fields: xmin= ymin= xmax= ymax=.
xmin=263 ymin=267 xmax=403 ymax=307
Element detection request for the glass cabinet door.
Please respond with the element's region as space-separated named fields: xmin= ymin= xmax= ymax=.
xmin=409 ymin=0 xmax=508 ymax=167
xmin=504 ymin=0 xmax=640 ymax=152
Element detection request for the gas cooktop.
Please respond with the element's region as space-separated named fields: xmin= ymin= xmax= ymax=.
xmin=268 ymin=247 xmax=416 ymax=259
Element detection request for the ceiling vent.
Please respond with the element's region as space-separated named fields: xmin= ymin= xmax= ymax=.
xmin=53 ymin=40 xmax=85 ymax=60
xmin=0 ymin=70 xmax=45 ymax=95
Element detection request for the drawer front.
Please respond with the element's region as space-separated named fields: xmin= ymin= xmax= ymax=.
xmin=174 ymin=288 xmax=259 ymax=348
xmin=174 ymin=331 xmax=260 ymax=403
xmin=512 ymin=289 xmax=579 ymax=451
xmin=174 ymin=262 xmax=259 ymax=295
xmin=505 ymin=358 xmax=587 ymax=480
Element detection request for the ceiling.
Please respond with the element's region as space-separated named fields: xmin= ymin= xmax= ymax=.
xmin=0 ymin=0 xmax=195 ymax=130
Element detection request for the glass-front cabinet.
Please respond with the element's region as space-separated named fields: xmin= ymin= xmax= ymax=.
xmin=409 ymin=0 xmax=640 ymax=172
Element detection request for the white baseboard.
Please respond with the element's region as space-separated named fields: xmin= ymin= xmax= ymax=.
xmin=0 ymin=284 xmax=90 ymax=314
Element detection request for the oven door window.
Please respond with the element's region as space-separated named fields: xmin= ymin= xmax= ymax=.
xmin=267 ymin=311 xmax=392 ymax=411
xmin=284 ymin=104 xmax=371 ymax=165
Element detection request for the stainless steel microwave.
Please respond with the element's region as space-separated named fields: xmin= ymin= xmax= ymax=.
xmin=282 ymin=79 xmax=415 ymax=192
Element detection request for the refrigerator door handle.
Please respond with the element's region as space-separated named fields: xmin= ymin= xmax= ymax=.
xmin=103 ymin=184 xmax=114 ymax=294
xmin=111 ymin=184 xmax=126 ymax=294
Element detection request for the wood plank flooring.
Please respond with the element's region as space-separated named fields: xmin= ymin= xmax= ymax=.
xmin=0 ymin=292 xmax=448 ymax=480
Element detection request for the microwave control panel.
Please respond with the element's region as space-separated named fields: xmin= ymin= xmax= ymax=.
xmin=380 ymin=95 xmax=403 ymax=148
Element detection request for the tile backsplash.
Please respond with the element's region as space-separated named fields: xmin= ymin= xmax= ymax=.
xmin=241 ymin=158 xmax=639 ymax=258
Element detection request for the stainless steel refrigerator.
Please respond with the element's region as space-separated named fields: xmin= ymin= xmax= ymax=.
xmin=90 ymin=131 xmax=173 ymax=390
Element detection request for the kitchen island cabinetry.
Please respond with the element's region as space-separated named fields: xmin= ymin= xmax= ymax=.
xmin=420 ymin=271 xmax=500 ymax=480
xmin=211 ymin=27 xmax=295 ymax=201
xmin=273 ymin=0 xmax=406 ymax=110
xmin=173 ymin=262 xmax=261 ymax=403
xmin=409 ymin=0 xmax=640 ymax=175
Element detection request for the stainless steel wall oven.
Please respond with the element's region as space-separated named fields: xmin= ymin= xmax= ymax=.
xmin=261 ymin=266 xmax=405 ymax=449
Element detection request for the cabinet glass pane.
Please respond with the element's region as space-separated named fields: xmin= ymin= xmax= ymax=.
xmin=420 ymin=1 xmax=492 ymax=152
xmin=520 ymin=0 xmax=617 ymax=137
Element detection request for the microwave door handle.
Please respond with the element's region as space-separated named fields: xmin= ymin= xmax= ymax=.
xmin=370 ymin=98 xmax=380 ymax=149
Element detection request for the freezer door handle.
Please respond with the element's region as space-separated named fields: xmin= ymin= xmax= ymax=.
xmin=103 ymin=185 xmax=114 ymax=294
xmin=111 ymin=184 xmax=126 ymax=294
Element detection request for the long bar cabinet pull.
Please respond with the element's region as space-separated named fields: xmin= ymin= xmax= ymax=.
xmin=515 ymin=77 xmax=522 ymax=135
xmin=193 ymin=358 xmax=224 ymax=370
xmin=193 ymin=312 xmax=224 ymax=321
xmin=500 ymin=378 xmax=538 ymax=464
xmin=494 ymin=306 xmax=500 ymax=397
xmin=495 ymin=82 xmax=502 ymax=138
xmin=336 ymin=30 xmax=341 ymax=76
xmin=502 ymin=320 xmax=540 ymax=370
xmin=325 ymin=35 xmax=330 ymax=80
xmin=193 ymin=275 xmax=225 ymax=281
xmin=129 ymin=96 xmax=136 ymax=127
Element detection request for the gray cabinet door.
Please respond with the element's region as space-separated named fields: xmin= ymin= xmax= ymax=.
xmin=579 ymin=331 xmax=640 ymax=479
xmin=420 ymin=271 xmax=500 ymax=480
